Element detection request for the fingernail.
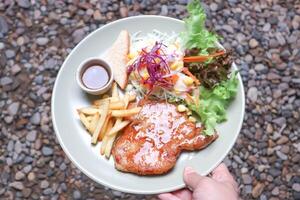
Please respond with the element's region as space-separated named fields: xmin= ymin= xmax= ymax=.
xmin=185 ymin=166 xmax=195 ymax=175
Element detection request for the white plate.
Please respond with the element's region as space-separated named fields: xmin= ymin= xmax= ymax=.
xmin=51 ymin=16 xmax=245 ymax=194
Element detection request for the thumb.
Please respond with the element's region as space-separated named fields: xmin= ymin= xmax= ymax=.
xmin=183 ymin=167 xmax=207 ymax=190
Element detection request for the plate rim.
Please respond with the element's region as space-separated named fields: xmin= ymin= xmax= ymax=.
xmin=51 ymin=15 xmax=245 ymax=194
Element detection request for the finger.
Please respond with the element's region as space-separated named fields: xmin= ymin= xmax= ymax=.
xmin=212 ymin=163 xmax=238 ymax=190
xmin=158 ymin=193 xmax=181 ymax=200
xmin=172 ymin=189 xmax=192 ymax=200
xmin=183 ymin=166 xmax=208 ymax=190
xmin=212 ymin=163 xmax=233 ymax=181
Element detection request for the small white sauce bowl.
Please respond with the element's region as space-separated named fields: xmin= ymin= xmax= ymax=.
xmin=76 ymin=58 xmax=113 ymax=95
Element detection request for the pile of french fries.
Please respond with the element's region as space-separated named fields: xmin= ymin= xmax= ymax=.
xmin=77 ymin=82 xmax=141 ymax=158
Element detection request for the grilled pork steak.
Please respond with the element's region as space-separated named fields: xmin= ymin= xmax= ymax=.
xmin=112 ymin=101 xmax=218 ymax=175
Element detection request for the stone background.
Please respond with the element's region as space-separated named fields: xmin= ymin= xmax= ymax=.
xmin=0 ymin=0 xmax=299 ymax=199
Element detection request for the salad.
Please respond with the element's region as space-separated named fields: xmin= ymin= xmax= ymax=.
xmin=126 ymin=0 xmax=238 ymax=135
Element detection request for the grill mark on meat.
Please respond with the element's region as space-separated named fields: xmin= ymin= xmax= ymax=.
xmin=112 ymin=101 xmax=218 ymax=175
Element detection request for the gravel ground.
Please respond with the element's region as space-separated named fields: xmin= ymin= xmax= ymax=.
xmin=0 ymin=0 xmax=299 ymax=199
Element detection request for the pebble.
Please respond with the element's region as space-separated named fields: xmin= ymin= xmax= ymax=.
xmin=72 ymin=29 xmax=85 ymax=43
xmin=267 ymin=72 xmax=280 ymax=80
xmin=249 ymin=39 xmax=259 ymax=48
xmin=0 ymin=77 xmax=13 ymax=86
xmin=233 ymin=155 xmax=243 ymax=164
xmin=244 ymin=185 xmax=252 ymax=194
xmin=59 ymin=163 xmax=67 ymax=171
xmin=222 ymin=25 xmax=234 ymax=33
xmin=23 ymin=165 xmax=32 ymax=174
xmin=73 ymin=190 xmax=81 ymax=199
xmin=120 ymin=7 xmax=129 ymax=17
xmin=241 ymin=167 xmax=248 ymax=174
xmin=27 ymin=172 xmax=35 ymax=181
xmin=0 ymin=16 xmax=9 ymax=34
xmin=293 ymin=183 xmax=300 ymax=192
xmin=268 ymin=16 xmax=278 ymax=25
xmin=275 ymin=32 xmax=286 ymax=46
xmin=242 ymin=174 xmax=252 ymax=184
xmin=22 ymin=188 xmax=32 ymax=198
xmin=273 ymin=89 xmax=281 ymax=98
xmin=210 ymin=3 xmax=218 ymax=11
xmin=17 ymin=0 xmax=31 ymax=8
xmin=277 ymin=136 xmax=289 ymax=145
xmin=272 ymin=117 xmax=286 ymax=126
xmin=93 ymin=10 xmax=103 ymax=21
xmin=30 ymin=112 xmax=41 ymax=125
xmin=43 ymin=188 xmax=53 ymax=195
xmin=34 ymin=139 xmax=42 ymax=150
xmin=269 ymin=168 xmax=281 ymax=177
xmin=14 ymin=141 xmax=22 ymax=154
xmin=7 ymin=140 xmax=14 ymax=152
xmin=11 ymin=65 xmax=21 ymax=75
xmin=42 ymin=146 xmax=54 ymax=156
xmin=40 ymin=180 xmax=50 ymax=189
xmin=272 ymin=187 xmax=280 ymax=196
xmin=262 ymin=23 xmax=271 ymax=32
xmin=247 ymin=87 xmax=258 ymax=102
xmin=5 ymin=50 xmax=15 ymax=59
xmin=112 ymin=190 xmax=124 ymax=197
xmin=4 ymin=116 xmax=13 ymax=124
xmin=9 ymin=182 xmax=24 ymax=190
xmin=254 ymin=64 xmax=265 ymax=71
xmin=17 ymin=36 xmax=25 ymax=46
xmin=34 ymin=75 xmax=43 ymax=84
xmin=292 ymin=78 xmax=300 ymax=84
xmin=252 ymin=182 xmax=265 ymax=198
xmin=7 ymin=102 xmax=20 ymax=116
xmin=36 ymin=37 xmax=49 ymax=46
xmin=15 ymin=171 xmax=25 ymax=181
xmin=26 ymin=131 xmax=37 ymax=142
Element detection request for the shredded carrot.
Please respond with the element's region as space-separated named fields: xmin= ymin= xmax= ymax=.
xmin=183 ymin=50 xmax=225 ymax=63
xmin=182 ymin=68 xmax=200 ymax=85
xmin=168 ymin=74 xmax=179 ymax=84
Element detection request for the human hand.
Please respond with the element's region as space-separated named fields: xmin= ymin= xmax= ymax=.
xmin=158 ymin=163 xmax=239 ymax=200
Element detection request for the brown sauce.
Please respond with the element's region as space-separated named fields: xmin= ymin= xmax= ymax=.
xmin=82 ymin=65 xmax=109 ymax=89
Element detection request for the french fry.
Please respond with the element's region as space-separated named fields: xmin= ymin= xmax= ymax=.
xmin=89 ymin=113 xmax=100 ymax=133
xmin=123 ymin=93 xmax=130 ymax=109
xmin=109 ymin=101 xmax=125 ymax=110
xmin=92 ymin=99 xmax=109 ymax=144
xmin=107 ymin=120 xmax=130 ymax=136
xmin=93 ymin=97 xmax=119 ymax=106
xmin=112 ymin=82 xmax=119 ymax=98
xmin=93 ymin=93 xmax=135 ymax=106
xmin=100 ymin=118 xmax=114 ymax=155
xmin=78 ymin=112 xmax=90 ymax=131
xmin=111 ymin=107 xmax=142 ymax=117
xmin=127 ymin=93 xmax=136 ymax=102
xmin=105 ymin=134 xmax=117 ymax=158
xmin=77 ymin=81 xmax=138 ymax=158
xmin=100 ymin=135 xmax=108 ymax=155
xmin=77 ymin=107 xmax=99 ymax=115
xmin=99 ymin=113 xmax=111 ymax=140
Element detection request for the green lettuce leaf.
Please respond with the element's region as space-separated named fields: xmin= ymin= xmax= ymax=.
xmin=188 ymin=72 xmax=239 ymax=135
xmin=182 ymin=0 xmax=219 ymax=54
